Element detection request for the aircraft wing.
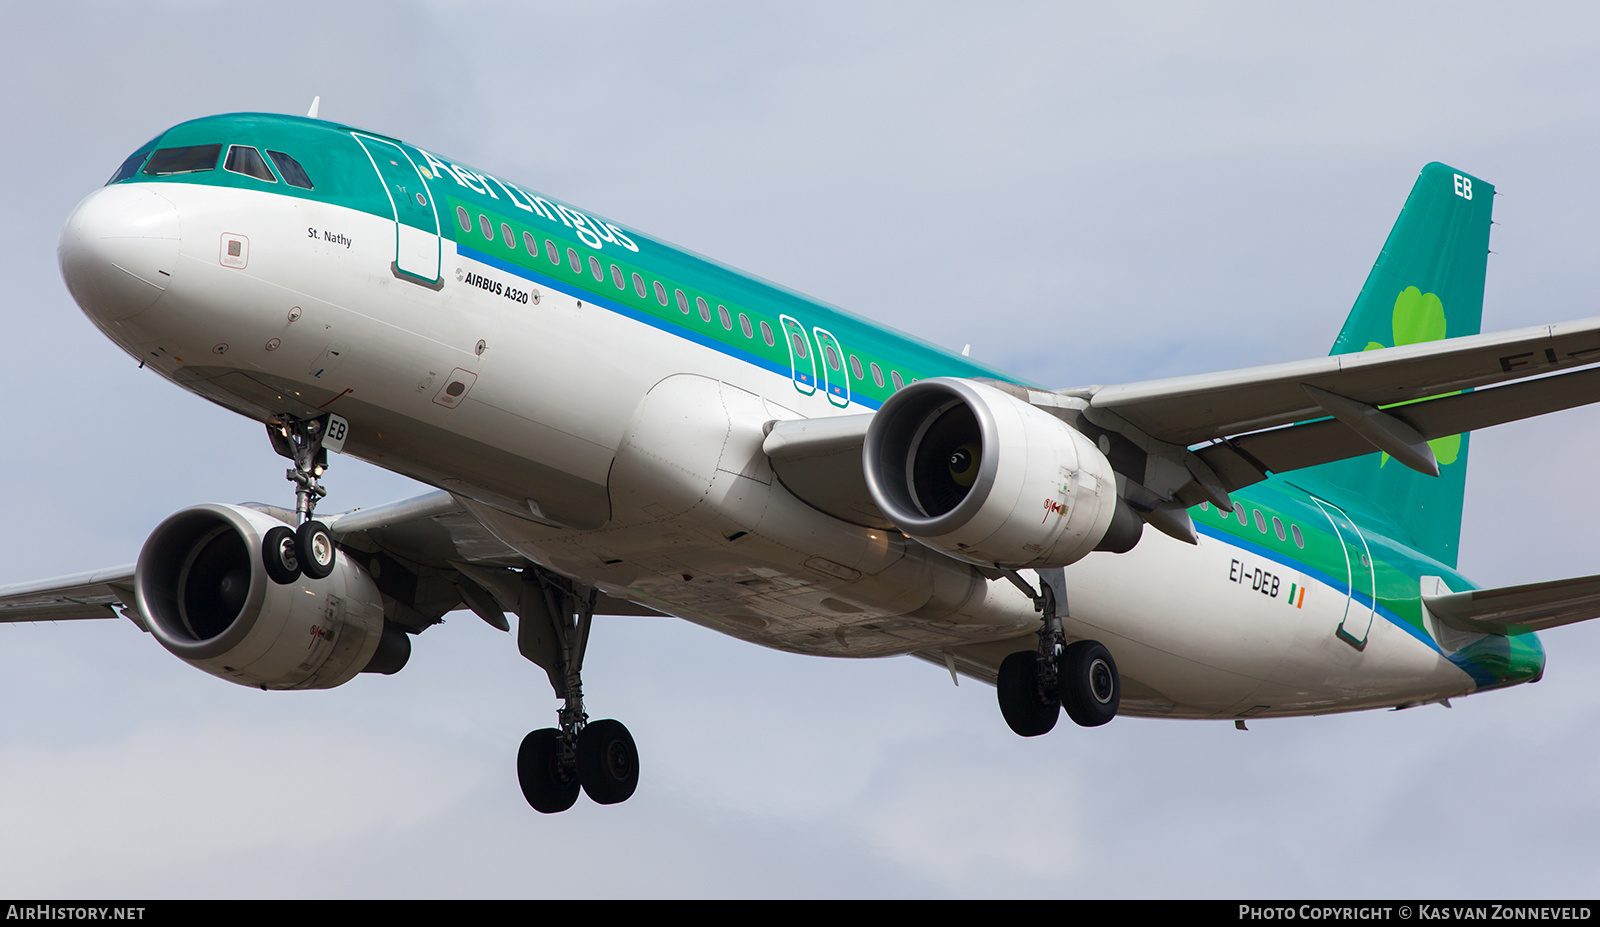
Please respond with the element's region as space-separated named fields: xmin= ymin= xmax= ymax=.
xmin=1424 ymin=575 xmax=1600 ymax=636
xmin=1077 ymin=316 xmax=1600 ymax=445
xmin=762 ymin=414 xmax=888 ymax=529
xmin=1063 ymin=316 xmax=1600 ymax=495
xmin=761 ymin=317 xmax=1600 ymax=532
xmin=0 ymin=566 xmax=136 ymax=623
xmin=0 ymin=492 xmax=661 ymax=631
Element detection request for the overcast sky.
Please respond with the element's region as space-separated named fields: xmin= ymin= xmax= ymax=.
xmin=3 ymin=1 xmax=1600 ymax=898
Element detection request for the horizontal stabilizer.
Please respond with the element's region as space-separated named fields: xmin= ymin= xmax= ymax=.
xmin=1425 ymin=574 xmax=1600 ymax=635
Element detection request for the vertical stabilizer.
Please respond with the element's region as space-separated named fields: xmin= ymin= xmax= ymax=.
xmin=1296 ymin=163 xmax=1494 ymax=568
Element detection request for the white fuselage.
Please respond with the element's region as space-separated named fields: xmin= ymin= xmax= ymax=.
xmin=59 ymin=180 xmax=1485 ymax=720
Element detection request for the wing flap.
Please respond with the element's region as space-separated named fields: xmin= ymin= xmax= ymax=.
xmin=1425 ymin=573 xmax=1600 ymax=635
xmin=1196 ymin=364 xmax=1600 ymax=490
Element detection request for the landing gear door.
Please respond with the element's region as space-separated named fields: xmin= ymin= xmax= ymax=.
xmin=779 ymin=315 xmax=817 ymax=396
xmin=1310 ymin=496 xmax=1376 ymax=649
xmin=352 ymin=133 xmax=442 ymax=289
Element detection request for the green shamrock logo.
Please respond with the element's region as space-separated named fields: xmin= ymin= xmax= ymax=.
xmin=1364 ymin=286 xmax=1460 ymax=466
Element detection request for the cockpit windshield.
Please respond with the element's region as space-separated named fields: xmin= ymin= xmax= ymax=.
xmin=142 ymin=144 xmax=223 ymax=176
xmin=105 ymin=137 xmax=159 ymax=185
xmin=266 ymin=150 xmax=314 ymax=190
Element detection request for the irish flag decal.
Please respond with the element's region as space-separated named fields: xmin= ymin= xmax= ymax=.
xmin=1286 ymin=583 xmax=1307 ymax=608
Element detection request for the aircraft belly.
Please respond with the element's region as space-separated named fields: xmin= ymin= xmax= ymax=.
xmin=1060 ymin=529 xmax=1472 ymax=716
xmin=457 ymin=373 xmax=1043 ymax=656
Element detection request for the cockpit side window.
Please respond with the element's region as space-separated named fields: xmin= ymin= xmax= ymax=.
xmin=106 ymin=136 xmax=160 ymax=185
xmin=266 ymin=150 xmax=314 ymax=190
xmin=224 ymin=145 xmax=277 ymax=183
xmin=142 ymin=144 xmax=223 ymax=176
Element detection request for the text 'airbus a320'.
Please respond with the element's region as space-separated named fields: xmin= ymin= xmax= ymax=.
xmin=14 ymin=103 xmax=1600 ymax=812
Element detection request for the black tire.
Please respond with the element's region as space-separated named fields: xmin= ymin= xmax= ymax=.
xmin=517 ymin=728 xmax=579 ymax=813
xmin=576 ymin=719 xmax=639 ymax=805
xmin=295 ymin=520 xmax=336 ymax=580
xmin=1059 ymin=640 xmax=1120 ymax=727
xmin=261 ymin=525 xmax=300 ymax=585
xmin=997 ymin=650 xmax=1059 ymax=737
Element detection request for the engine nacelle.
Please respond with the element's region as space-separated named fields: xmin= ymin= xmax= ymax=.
xmin=135 ymin=503 xmax=394 ymax=690
xmin=863 ymin=378 xmax=1124 ymax=569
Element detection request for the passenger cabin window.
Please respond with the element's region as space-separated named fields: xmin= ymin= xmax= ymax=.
xmin=824 ymin=344 xmax=841 ymax=371
xmin=696 ymin=296 xmax=711 ymax=322
xmin=590 ymin=256 xmax=604 ymax=282
xmin=790 ymin=332 xmax=808 ymax=359
xmin=890 ymin=371 xmax=904 ymax=390
xmin=458 ymin=207 xmax=472 ymax=233
xmin=501 ymin=223 xmax=515 ymax=248
xmin=1272 ymin=516 xmax=1286 ymax=541
xmin=224 ymin=145 xmax=276 ymax=182
xmin=1235 ymin=504 xmax=1247 ymax=526
xmin=546 ymin=240 xmax=560 ymax=265
xmin=567 ymin=248 xmax=581 ymax=273
xmin=523 ymin=231 xmax=537 ymax=253
xmin=718 ymin=305 xmax=733 ymax=331
xmin=612 ymin=265 xmax=625 ymax=289
xmin=1253 ymin=510 xmax=1266 ymax=533
xmin=479 ymin=215 xmax=494 ymax=240
xmin=654 ymin=281 xmax=668 ymax=306
xmin=676 ymin=289 xmax=689 ymax=314
xmin=739 ymin=313 xmax=753 ymax=338
xmin=1292 ymin=525 xmax=1304 ymax=548
xmin=633 ymin=273 xmax=647 ymax=298
xmin=143 ymin=144 xmax=223 ymax=176
xmin=849 ymin=355 xmax=863 ymax=380
xmin=265 ymin=150 xmax=314 ymax=189
xmin=760 ymin=320 xmax=775 ymax=346
xmin=870 ymin=362 xmax=884 ymax=388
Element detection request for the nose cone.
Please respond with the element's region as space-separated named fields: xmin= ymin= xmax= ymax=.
xmin=59 ymin=185 xmax=181 ymax=322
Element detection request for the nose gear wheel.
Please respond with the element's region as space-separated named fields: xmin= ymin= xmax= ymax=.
xmin=261 ymin=413 xmax=345 ymax=585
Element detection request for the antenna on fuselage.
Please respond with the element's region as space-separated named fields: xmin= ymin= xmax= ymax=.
xmin=306 ymin=96 xmax=321 ymax=119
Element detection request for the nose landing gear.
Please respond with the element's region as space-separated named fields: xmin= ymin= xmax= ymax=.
xmin=996 ymin=567 xmax=1120 ymax=736
xmin=261 ymin=413 xmax=347 ymax=584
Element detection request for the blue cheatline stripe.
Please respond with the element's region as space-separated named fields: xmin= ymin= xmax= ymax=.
xmin=1193 ymin=520 xmax=1499 ymax=688
xmin=455 ymin=242 xmax=884 ymax=411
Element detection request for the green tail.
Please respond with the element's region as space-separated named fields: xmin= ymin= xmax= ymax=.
xmin=1294 ymin=163 xmax=1495 ymax=568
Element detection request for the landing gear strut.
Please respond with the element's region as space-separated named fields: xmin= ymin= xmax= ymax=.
xmin=996 ymin=567 xmax=1120 ymax=736
xmin=512 ymin=565 xmax=639 ymax=813
xmin=261 ymin=413 xmax=346 ymax=584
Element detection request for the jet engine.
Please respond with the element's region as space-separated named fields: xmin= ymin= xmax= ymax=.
xmin=135 ymin=503 xmax=405 ymax=689
xmin=863 ymin=378 xmax=1136 ymax=568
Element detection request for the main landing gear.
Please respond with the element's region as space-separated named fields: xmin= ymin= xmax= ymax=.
xmin=260 ymin=413 xmax=346 ymax=584
xmin=996 ymin=567 xmax=1120 ymax=736
xmin=512 ymin=566 xmax=639 ymax=813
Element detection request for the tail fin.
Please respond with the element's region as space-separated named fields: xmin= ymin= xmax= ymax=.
xmin=1296 ymin=163 xmax=1495 ymax=568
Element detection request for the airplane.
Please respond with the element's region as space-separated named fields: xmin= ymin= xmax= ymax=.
xmin=14 ymin=106 xmax=1600 ymax=814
